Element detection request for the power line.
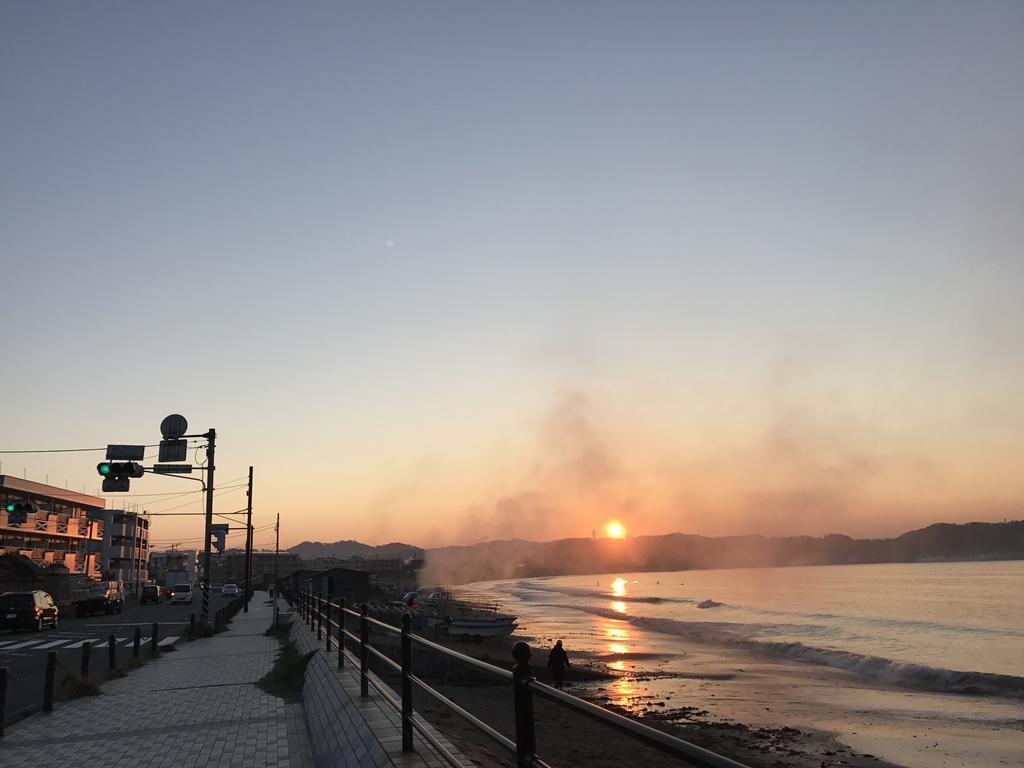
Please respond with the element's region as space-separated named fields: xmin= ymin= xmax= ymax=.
xmin=137 ymin=484 xmax=247 ymax=513
xmin=0 ymin=441 xmax=203 ymax=455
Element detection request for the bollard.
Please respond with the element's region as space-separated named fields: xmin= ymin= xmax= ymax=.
xmin=108 ymin=635 xmax=117 ymax=672
xmin=325 ymin=594 xmax=332 ymax=651
xmin=150 ymin=622 xmax=159 ymax=658
xmin=190 ymin=613 xmax=196 ymax=637
xmin=337 ymin=598 xmax=345 ymax=669
xmin=359 ymin=603 xmax=369 ymax=697
xmin=512 ymin=642 xmax=537 ymax=767
xmin=80 ymin=641 xmax=91 ymax=678
xmin=43 ymin=652 xmax=56 ymax=713
xmin=133 ymin=628 xmax=141 ymax=659
xmin=0 ymin=666 xmax=8 ymax=738
xmin=401 ymin=613 xmax=413 ymax=752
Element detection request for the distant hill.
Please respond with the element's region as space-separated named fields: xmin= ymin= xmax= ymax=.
xmin=288 ymin=539 xmax=423 ymax=560
xmin=419 ymin=520 xmax=1024 ymax=585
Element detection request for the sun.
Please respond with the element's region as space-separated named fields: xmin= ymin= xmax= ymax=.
xmin=605 ymin=520 xmax=626 ymax=539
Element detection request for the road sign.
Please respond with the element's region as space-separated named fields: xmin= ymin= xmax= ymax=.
xmin=158 ymin=439 xmax=188 ymax=462
xmin=160 ymin=414 xmax=188 ymax=440
xmin=105 ymin=444 xmax=145 ymax=461
xmin=211 ymin=523 xmax=229 ymax=553
xmin=152 ymin=464 xmax=194 ymax=474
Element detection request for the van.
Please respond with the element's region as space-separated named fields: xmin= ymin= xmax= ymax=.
xmin=170 ymin=583 xmax=193 ymax=605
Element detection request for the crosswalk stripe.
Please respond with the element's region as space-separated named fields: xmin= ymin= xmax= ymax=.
xmin=62 ymin=638 xmax=102 ymax=649
xmin=2 ymin=638 xmax=49 ymax=649
xmin=33 ymin=638 xmax=76 ymax=649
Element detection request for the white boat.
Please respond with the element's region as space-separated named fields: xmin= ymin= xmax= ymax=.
xmin=416 ymin=586 xmax=519 ymax=639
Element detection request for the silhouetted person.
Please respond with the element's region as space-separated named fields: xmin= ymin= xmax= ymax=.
xmin=547 ymin=639 xmax=570 ymax=689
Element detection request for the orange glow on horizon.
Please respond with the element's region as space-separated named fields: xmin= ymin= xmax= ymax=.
xmin=605 ymin=520 xmax=627 ymax=538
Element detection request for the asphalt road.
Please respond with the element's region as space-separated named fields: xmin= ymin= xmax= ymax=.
xmin=0 ymin=594 xmax=238 ymax=725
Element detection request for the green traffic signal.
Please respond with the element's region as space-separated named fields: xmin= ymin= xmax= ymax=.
xmin=98 ymin=462 xmax=112 ymax=475
xmin=5 ymin=503 xmax=14 ymax=512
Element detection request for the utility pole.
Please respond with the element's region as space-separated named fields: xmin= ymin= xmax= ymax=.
xmin=273 ymin=512 xmax=280 ymax=627
xmin=201 ymin=428 xmax=216 ymax=625
xmin=244 ymin=465 xmax=253 ymax=613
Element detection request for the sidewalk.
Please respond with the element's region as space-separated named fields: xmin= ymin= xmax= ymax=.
xmin=0 ymin=592 xmax=313 ymax=768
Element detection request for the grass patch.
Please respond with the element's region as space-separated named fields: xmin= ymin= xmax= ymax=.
xmin=257 ymin=639 xmax=315 ymax=702
xmin=58 ymin=673 xmax=101 ymax=700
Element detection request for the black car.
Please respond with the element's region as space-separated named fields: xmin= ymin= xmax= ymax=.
xmin=0 ymin=590 xmax=59 ymax=632
xmin=140 ymin=584 xmax=162 ymax=605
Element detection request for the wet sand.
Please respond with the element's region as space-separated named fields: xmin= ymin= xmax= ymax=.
xmin=366 ymin=626 xmax=908 ymax=767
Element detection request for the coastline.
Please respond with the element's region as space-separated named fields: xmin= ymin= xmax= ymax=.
xmin=369 ymin=625 xmax=902 ymax=768
xmin=379 ymin=564 xmax=1024 ymax=768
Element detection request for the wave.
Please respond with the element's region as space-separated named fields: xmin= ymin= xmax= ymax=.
xmin=512 ymin=580 xmax=700 ymax=606
xmin=511 ymin=579 xmax=1024 ymax=640
xmin=551 ymin=603 xmax=1024 ymax=699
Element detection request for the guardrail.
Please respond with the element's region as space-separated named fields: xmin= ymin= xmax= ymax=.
xmin=291 ymin=589 xmax=748 ymax=768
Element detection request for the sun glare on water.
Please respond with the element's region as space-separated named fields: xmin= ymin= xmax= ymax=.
xmin=605 ymin=520 xmax=626 ymax=538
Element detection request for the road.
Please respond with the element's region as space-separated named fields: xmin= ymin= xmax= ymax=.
xmin=0 ymin=594 xmax=238 ymax=724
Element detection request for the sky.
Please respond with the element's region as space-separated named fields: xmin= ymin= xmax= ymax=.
xmin=2 ymin=2 xmax=1022 ymax=551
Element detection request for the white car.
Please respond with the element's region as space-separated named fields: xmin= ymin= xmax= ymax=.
xmin=170 ymin=584 xmax=193 ymax=604
xmin=222 ymin=583 xmax=239 ymax=597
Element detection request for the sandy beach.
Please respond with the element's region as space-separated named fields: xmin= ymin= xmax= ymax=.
xmin=364 ymin=624 xmax=908 ymax=768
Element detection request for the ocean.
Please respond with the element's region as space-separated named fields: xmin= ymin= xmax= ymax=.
xmin=470 ymin=560 xmax=1024 ymax=768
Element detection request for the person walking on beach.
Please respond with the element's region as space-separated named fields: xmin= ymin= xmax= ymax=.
xmin=547 ymin=639 xmax=571 ymax=689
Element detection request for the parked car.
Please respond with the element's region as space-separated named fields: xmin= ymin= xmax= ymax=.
xmin=72 ymin=580 xmax=125 ymax=617
xmin=140 ymin=584 xmax=162 ymax=605
xmin=0 ymin=590 xmax=59 ymax=632
xmin=222 ymin=583 xmax=239 ymax=597
xmin=169 ymin=583 xmax=193 ymax=605
xmin=212 ymin=584 xmax=223 ymax=593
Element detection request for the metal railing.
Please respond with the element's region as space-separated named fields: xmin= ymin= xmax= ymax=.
xmin=292 ymin=589 xmax=748 ymax=768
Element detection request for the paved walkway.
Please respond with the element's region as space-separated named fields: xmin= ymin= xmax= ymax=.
xmin=0 ymin=593 xmax=314 ymax=768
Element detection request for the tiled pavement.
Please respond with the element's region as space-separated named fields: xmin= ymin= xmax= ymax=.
xmin=0 ymin=593 xmax=314 ymax=768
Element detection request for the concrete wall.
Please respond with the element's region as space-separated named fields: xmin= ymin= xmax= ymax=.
xmin=290 ymin=620 xmax=395 ymax=768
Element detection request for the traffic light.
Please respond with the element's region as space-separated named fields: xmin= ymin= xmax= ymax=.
xmin=4 ymin=500 xmax=38 ymax=524
xmin=211 ymin=524 xmax=229 ymax=553
xmin=97 ymin=461 xmax=145 ymax=492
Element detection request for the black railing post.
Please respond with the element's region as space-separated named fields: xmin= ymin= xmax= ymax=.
xmin=359 ymin=603 xmax=369 ymax=697
xmin=310 ymin=592 xmax=316 ymax=631
xmin=108 ymin=635 xmax=117 ymax=672
xmin=325 ymin=594 xmax=332 ymax=651
xmin=150 ymin=622 xmax=159 ymax=658
xmin=401 ymin=613 xmax=413 ymax=752
xmin=316 ymin=592 xmax=322 ymax=641
xmin=512 ymin=641 xmax=537 ymax=767
xmin=133 ymin=628 xmax=141 ymax=659
xmin=80 ymin=641 xmax=91 ymax=678
xmin=337 ymin=598 xmax=345 ymax=669
xmin=0 ymin=666 xmax=8 ymax=738
xmin=43 ymin=652 xmax=56 ymax=713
